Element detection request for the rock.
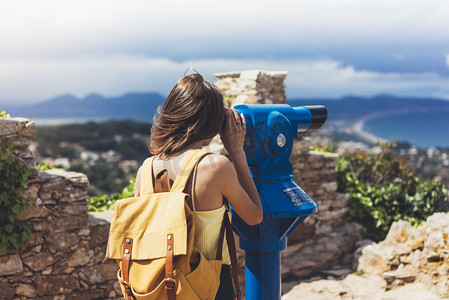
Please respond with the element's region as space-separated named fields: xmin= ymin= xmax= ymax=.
xmin=342 ymin=274 xmax=386 ymax=299
xmin=357 ymin=244 xmax=388 ymax=275
xmin=46 ymin=231 xmax=81 ymax=250
xmin=54 ymin=214 xmax=88 ymax=230
xmin=383 ymin=270 xmax=415 ymax=283
xmin=22 ymin=250 xmax=55 ymax=271
xmin=357 ymin=212 xmax=449 ymax=295
xmin=0 ymin=254 xmax=23 ymax=276
xmin=281 ymin=274 xmax=442 ymax=300
xmin=19 ymin=204 xmax=51 ymax=220
xmin=81 ymin=262 xmax=118 ymax=284
xmin=16 ymin=283 xmax=37 ymax=297
xmin=35 ymin=274 xmax=80 ymax=296
xmin=21 ymin=183 xmax=40 ymax=199
xmin=56 ymin=201 xmax=88 ymax=216
xmin=382 ymin=283 xmax=440 ymax=300
xmin=18 ymin=120 xmax=36 ymax=137
xmin=0 ymin=278 xmax=15 ymax=300
xmin=66 ymin=247 xmax=95 ymax=267
xmin=282 ymin=222 xmax=361 ymax=278
xmin=0 ymin=118 xmax=22 ymax=136
xmin=87 ymin=213 xmax=110 ymax=248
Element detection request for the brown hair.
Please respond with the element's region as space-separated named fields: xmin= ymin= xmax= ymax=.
xmin=149 ymin=72 xmax=225 ymax=156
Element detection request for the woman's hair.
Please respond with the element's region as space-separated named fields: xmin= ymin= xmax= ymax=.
xmin=149 ymin=72 xmax=225 ymax=156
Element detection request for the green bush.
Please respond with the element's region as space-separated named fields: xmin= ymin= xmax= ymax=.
xmin=37 ymin=161 xmax=63 ymax=171
xmin=0 ymin=110 xmax=10 ymax=118
xmin=88 ymin=177 xmax=135 ymax=212
xmin=337 ymin=144 xmax=448 ymax=241
xmin=0 ymin=138 xmax=33 ymax=252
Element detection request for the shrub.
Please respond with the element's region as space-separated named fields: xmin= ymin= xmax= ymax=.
xmin=88 ymin=177 xmax=135 ymax=212
xmin=337 ymin=144 xmax=448 ymax=241
xmin=0 ymin=138 xmax=33 ymax=252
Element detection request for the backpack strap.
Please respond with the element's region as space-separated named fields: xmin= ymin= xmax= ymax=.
xmin=122 ymin=237 xmax=134 ymax=300
xmin=217 ymin=205 xmax=242 ymax=299
xmin=139 ymin=156 xmax=157 ymax=195
xmin=225 ymin=209 xmax=242 ymax=299
xmin=170 ymin=149 xmax=210 ymax=193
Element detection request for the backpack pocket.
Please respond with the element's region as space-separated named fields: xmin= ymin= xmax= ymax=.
xmin=183 ymin=249 xmax=222 ymax=300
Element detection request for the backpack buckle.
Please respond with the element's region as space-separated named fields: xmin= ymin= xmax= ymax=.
xmin=165 ymin=278 xmax=176 ymax=290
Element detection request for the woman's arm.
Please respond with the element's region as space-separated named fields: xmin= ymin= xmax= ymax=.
xmin=218 ymin=108 xmax=263 ymax=225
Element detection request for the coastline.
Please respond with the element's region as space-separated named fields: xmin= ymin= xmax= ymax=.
xmin=352 ymin=113 xmax=387 ymax=144
xmin=351 ymin=109 xmax=416 ymax=145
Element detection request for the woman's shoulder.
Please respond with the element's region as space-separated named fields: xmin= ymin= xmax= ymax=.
xmin=198 ymin=153 xmax=232 ymax=171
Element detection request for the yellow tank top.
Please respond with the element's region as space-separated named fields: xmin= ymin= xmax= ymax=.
xmin=190 ymin=160 xmax=231 ymax=265
xmin=192 ymin=206 xmax=231 ymax=265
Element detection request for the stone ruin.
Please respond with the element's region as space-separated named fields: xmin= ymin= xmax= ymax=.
xmin=282 ymin=213 xmax=449 ymax=299
xmin=2 ymin=70 xmax=445 ymax=299
xmin=0 ymin=118 xmax=120 ymax=299
xmin=0 ymin=70 xmax=363 ymax=299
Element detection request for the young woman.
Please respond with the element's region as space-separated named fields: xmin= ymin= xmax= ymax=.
xmin=134 ymin=72 xmax=263 ymax=299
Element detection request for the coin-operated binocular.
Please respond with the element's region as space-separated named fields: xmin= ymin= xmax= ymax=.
xmin=232 ymin=104 xmax=327 ymax=300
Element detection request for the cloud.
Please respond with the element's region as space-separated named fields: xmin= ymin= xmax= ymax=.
xmin=1 ymin=55 xmax=449 ymax=104
xmin=1 ymin=1 xmax=449 ymax=103
xmin=2 ymin=1 xmax=449 ymax=62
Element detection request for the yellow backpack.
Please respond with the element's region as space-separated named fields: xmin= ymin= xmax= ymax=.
xmin=106 ymin=149 xmax=240 ymax=300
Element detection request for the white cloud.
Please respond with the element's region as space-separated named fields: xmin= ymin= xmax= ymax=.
xmin=1 ymin=1 xmax=449 ymax=103
xmin=1 ymin=0 xmax=449 ymax=59
xmin=1 ymin=55 xmax=449 ymax=104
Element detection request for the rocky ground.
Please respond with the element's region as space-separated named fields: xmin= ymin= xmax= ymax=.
xmin=282 ymin=213 xmax=449 ymax=299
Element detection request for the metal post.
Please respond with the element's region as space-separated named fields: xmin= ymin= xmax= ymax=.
xmin=245 ymin=251 xmax=281 ymax=300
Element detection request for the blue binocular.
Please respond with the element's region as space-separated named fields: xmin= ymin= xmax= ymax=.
xmin=231 ymin=104 xmax=327 ymax=300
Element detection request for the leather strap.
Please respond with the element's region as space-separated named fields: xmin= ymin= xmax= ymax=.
xmin=154 ymin=169 xmax=170 ymax=193
xmin=122 ymin=237 xmax=134 ymax=300
xmin=140 ymin=156 xmax=157 ymax=195
xmin=165 ymin=233 xmax=176 ymax=300
xmin=224 ymin=210 xmax=242 ymax=299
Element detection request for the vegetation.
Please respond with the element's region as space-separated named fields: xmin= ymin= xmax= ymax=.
xmin=0 ymin=138 xmax=33 ymax=252
xmin=337 ymin=143 xmax=448 ymax=241
xmin=37 ymin=161 xmax=63 ymax=171
xmin=1 ymin=109 xmax=10 ymax=118
xmin=310 ymin=145 xmax=334 ymax=153
xmin=88 ymin=177 xmax=135 ymax=211
xmin=34 ymin=120 xmax=151 ymax=196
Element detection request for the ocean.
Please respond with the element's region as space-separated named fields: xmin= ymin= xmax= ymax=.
xmin=363 ymin=111 xmax=449 ymax=148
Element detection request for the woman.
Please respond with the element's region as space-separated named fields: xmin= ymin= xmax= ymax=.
xmin=134 ymin=71 xmax=263 ymax=299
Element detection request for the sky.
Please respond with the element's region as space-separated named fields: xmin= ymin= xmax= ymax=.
xmin=1 ymin=0 xmax=449 ymax=105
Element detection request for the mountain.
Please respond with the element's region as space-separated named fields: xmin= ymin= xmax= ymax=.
xmin=3 ymin=92 xmax=165 ymax=122
xmin=287 ymin=95 xmax=449 ymax=124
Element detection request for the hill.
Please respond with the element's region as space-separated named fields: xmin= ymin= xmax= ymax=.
xmin=3 ymin=92 xmax=165 ymax=122
xmin=287 ymin=95 xmax=449 ymax=124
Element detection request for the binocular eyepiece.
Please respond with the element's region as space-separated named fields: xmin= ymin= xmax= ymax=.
xmin=302 ymin=105 xmax=328 ymax=133
xmin=233 ymin=104 xmax=327 ymax=168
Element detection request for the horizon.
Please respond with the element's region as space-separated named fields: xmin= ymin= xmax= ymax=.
xmin=3 ymin=90 xmax=449 ymax=108
xmin=1 ymin=1 xmax=449 ymax=105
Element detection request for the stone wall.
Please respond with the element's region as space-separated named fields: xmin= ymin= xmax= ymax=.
xmin=0 ymin=70 xmax=359 ymax=299
xmin=213 ymin=71 xmax=363 ymax=287
xmin=0 ymin=118 xmax=119 ymax=300
xmin=215 ymin=70 xmax=287 ymax=106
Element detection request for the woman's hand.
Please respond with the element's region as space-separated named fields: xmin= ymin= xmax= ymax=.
xmin=219 ymin=108 xmax=246 ymax=156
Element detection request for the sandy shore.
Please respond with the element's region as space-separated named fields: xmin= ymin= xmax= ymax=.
xmin=351 ymin=109 xmax=414 ymax=144
xmin=352 ymin=113 xmax=387 ymax=144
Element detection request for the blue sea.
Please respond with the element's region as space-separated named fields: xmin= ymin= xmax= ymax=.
xmin=363 ymin=111 xmax=449 ymax=148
